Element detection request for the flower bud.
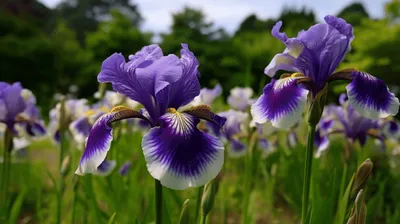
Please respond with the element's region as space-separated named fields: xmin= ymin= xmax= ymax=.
xmin=308 ymin=83 xmax=328 ymax=126
xmin=351 ymin=159 xmax=373 ymax=198
xmin=178 ymin=199 xmax=190 ymax=224
xmin=346 ymin=190 xmax=367 ymax=224
xmin=201 ymin=179 xmax=218 ymax=216
xmin=60 ymin=155 xmax=71 ymax=177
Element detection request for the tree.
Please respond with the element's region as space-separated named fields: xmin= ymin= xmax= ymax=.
xmin=55 ymin=0 xmax=142 ymax=45
xmin=337 ymin=2 xmax=370 ymax=26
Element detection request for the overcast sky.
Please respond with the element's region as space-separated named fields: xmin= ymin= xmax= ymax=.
xmin=39 ymin=0 xmax=389 ymax=34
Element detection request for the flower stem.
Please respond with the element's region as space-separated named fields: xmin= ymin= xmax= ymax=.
xmin=155 ymin=179 xmax=163 ymax=224
xmin=195 ymin=186 xmax=204 ymax=223
xmin=241 ymin=132 xmax=258 ymax=224
xmin=301 ymin=124 xmax=316 ymax=223
xmin=1 ymin=128 xmax=13 ymax=221
xmin=199 ymin=214 xmax=207 ymax=224
xmin=56 ymin=98 xmax=67 ymax=224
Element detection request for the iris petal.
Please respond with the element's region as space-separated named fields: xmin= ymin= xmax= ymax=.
xmin=75 ymin=107 xmax=148 ymax=175
xmin=228 ymin=139 xmax=246 ymax=158
xmin=346 ymin=71 xmax=399 ymax=119
xmin=251 ymin=78 xmax=309 ymax=129
xmin=314 ymin=130 xmax=329 ymax=158
xmin=94 ymin=160 xmax=116 ymax=176
xmin=142 ymin=112 xmax=224 ymax=190
xmin=69 ymin=117 xmax=92 ymax=146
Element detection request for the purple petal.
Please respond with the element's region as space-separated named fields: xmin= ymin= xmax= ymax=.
xmin=25 ymin=121 xmax=46 ymax=137
xmin=271 ymin=21 xmax=288 ymax=42
xmin=69 ymin=117 xmax=92 ymax=145
xmin=228 ymin=139 xmax=246 ymax=158
xmin=195 ymin=84 xmax=222 ymax=106
xmin=76 ymin=108 xmax=147 ymax=175
xmin=135 ymin=55 xmax=183 ymax=98
xmin=264 ymin=53 xmax=299 ymax=77
xmin=1 ymin=82 xmax=26 ymax=124
xmin=251 ymin=78 xmax=309 ymax=129
xmin=97 ymin=53 xmax=155 ymax=120
xmin=119 ymin=161 xmax=132 ymax=176
xmin=324 ymin=15 xmax=354 ymax=42
xmin=346 ymin=71 xmax=399 ymax=119
xmin=383 ymin=120 xmax=400 ymax=140
xmin=218 ymin=109 xmax=248 ymax=138
xmin=142 ymin=111 xmax=224 ymax=190
xmin=160 ymin=44 xmax=201 ymax=109
xmin=127 ymin=44 xmax=163 ymax=69
xmin=339 ymin=93 xmax=348 ymax=105
xmin=94 ymin=160 xmax=116 ymax=176
xmin=314 ymin=130 xmax=329 ymax=158
xmin=75 ymin=113 xmax=114 ymax=175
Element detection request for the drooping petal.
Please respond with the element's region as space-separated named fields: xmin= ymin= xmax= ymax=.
xmin=142 ymin=111 xmax=224 ymax=190
xmin=251 ymin=78 xmax=309 ymax=129
xmin=94 ymin=160 xmax=116 ymax=176
xmin=346 ymin=71 xmax=399 ymax=119
xmin=383 ymin=120 xmax=400 ymax=140
xmin=75 ymin=107 xmax=149 ymax=175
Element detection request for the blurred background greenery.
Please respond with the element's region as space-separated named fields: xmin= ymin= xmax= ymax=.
xmin=2 ymin=0 xmax=400 ymax=114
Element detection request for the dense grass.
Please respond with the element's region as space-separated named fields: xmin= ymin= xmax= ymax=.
xmin=1 ymin=118 xmax=400 ymax=224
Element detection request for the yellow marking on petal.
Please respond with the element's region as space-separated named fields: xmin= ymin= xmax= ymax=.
xmin=85 ymin=110 xmax=96 ymax=117
xmin=99 ymin=106 xmax=109 ymax=113
xmin=110 ymin=105 xmax=131 ymax=113
xmin=167 ymin=108 xmax=177 ymax=113
xmin=291 ymin=73 xmax=305 ymax=78
xmin=367 ymin=129 xmax=379 ymax=136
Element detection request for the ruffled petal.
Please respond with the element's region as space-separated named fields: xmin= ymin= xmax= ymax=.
xmin=1 ymin=82 xmax=26 ymax=124
xmin=142 ymin=111 xmax=224 ymax=190
xmin=346 ymin=71 xmax=399 ymax=119
xmin=75 ymin=107 xmax=149 ymax=175
xmin=251 ymin=78 xmax=309 ymax=129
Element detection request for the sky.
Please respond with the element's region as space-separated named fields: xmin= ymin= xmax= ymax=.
xmin=39 ymin=0 xmax=389 ymax=34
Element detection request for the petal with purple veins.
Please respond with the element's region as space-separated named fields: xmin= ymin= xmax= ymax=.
xmin=142 ymin=111 xmax=224 ymax=190
xmin=346 ymin=71 xmax=399 ymax=119
xmin=94 ymin=160 xmax=116 ymax=176
xmin=69 ymin=117 xmax=92 ymax=145
xmin=251 ymin=78 xmax=309 ymax=129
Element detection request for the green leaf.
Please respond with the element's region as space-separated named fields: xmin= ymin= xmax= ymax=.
xmin=8 ymin=188 xmax=27 ymax=224
xmin=108 ymin=212 xmax=116 ymax=224
xmin=335 ymin=174 xmax=355 ymax=224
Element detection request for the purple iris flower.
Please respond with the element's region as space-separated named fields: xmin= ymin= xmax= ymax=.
xmin=188 ymin=84 xmax=222 ymax=107
xmin=75 ymin=44 xmax=227 ymax=190
xmin=0 ymin=82 xmax=45 ymax=139
xmin=217 ymin=110 xmax=249 ymax=157
xmin=227 ymin=87 xmax=254 ymax=111
xmin=315 ymin=94 xmax=384 ymax=157
xmin=251 ymin=15 xmax=399 ymax=129
xmin=381 ymin=119 xmax=400 ymax=141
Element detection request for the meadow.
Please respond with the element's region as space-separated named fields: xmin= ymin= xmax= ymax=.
xmin=2 ymin=1 xmax=400 ymax=224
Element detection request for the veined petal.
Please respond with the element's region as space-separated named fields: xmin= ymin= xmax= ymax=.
xmin=346 ymin=71 xmax=399 ymax=119
xmin=264 ymin=53 xmax=299 ymax=77
xmin=251 ymin=78 xmax=309 ymax=129
xmin=75 ymin=107 xmax=149 ymax=175
xmin=142 ymin=111 xmax=224 ymax=190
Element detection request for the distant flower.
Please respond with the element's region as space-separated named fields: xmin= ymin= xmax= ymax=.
xmin=75 ymin=44 xmax=227 ymax=190
xmin=315 ymin=94 xmax=384 ymax=157
xmin=227 ymin=87 xmax=254 ymax=111
xmin=188 ymin=84 xmax=222 ymax=107
xmin=251 ymin=15 xmax=399 ymax=129
xmin=217 ymin=110 xmax=249 ymax=157
xmin=0 ymin=83 xmax=46 ymax=149
xmin=119 ymin=161 xmax=132 ymax=176
xmin=94 ymin=160 xmax=116 ymax=176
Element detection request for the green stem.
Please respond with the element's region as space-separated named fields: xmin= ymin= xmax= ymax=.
xmin=241 ymin=132 xmax=258 ymax=224
xmin=71 ymin=177 xmax=78 ymax=224
xmin=199 ymin=214 xmax=207 ymax=224
xmin=301 ymin=124 xmax=316 ymax=223
xmin=1 ymin=128 xmax=13 ymax=221
xmin=195 ymin=186 xmax=204 ymax=223
xmin=155 ymin=180 xmax=163 ymax=224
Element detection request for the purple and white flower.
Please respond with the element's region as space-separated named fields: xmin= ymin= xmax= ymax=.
xmin=227 ymin=87 xmax=254 ymax=111
xmin=217 ymin=110 xmax=249 ymax=157
xmin=187 ymin=84 xmax=222 ymax=108
xmin=251 ymin=15 xmax=399 ymax=129
xmin=75 ymin=44 xmax=227 ymax=190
